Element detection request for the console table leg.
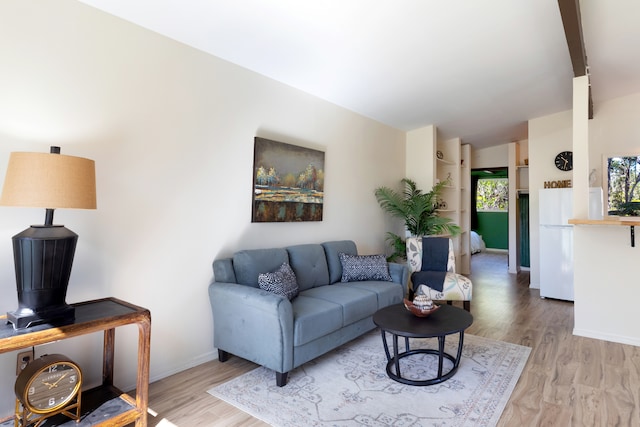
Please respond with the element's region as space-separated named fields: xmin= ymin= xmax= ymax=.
xmin=135 ymin=316 xmax=151 ymax=426
xmin=103 ymin=328 xmax=115 ymax=386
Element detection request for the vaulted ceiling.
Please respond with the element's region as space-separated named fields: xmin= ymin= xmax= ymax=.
xmin=78 ymin=0 xmax=640 ymax=149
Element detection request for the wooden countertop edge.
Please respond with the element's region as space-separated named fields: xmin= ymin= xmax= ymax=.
xmin=568 ymin=218 xmax=640 ymax=226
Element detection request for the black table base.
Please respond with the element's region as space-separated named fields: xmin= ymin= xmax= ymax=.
xmin=380 ymin=329 xmax=466 ymax=386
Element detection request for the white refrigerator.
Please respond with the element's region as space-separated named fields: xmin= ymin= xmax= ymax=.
xmin=538 ymin=188 xmax=602 ymax=301
xmin=539 ymin=189 xmax=573 ymax=301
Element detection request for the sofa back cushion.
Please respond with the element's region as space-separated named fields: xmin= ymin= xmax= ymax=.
xmin=232 ymin=248 xmax=289 ymax=287
xmin=322 ymin=240 xmax=358 ymax=284
xmin=213 ymin=258 xmax=236 ymax=283
xmin=286 ymin=244 xmax=330 ymax=291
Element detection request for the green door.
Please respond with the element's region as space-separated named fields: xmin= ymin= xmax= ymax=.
xmin=518 ymin=194 xmax=530 ymax=268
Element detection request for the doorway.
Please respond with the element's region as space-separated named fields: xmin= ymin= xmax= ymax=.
xmin=471 ymin=168 xmax=509 ymax=251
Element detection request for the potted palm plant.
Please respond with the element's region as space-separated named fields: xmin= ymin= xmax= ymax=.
xmin=374 ymin=178 xmax=461 ymax=262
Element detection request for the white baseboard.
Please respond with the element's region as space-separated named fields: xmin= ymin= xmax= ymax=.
xmin=573 ymin=328 xmax=640 ymax=347
xmin=485 ymin=248 xmax=508 ymax=253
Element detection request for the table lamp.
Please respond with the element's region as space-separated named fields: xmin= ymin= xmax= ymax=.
xmin=0 ymin=146 xmax=96 ymax=329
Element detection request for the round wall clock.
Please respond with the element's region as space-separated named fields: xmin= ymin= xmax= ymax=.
xmin=554 ymin=151 xmax=573 ymax=171
xmin=15 ymin=354 xmax=82 ymax=425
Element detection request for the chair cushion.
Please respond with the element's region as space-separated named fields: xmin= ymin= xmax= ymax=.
xmin=338 ymin=253 xmax=392 ymax=282
xmin=415 ymin=273 xmax=473 ymax=301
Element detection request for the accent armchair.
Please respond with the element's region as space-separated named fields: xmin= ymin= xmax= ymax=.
xmin=406 ymin=236 xmax=472 ymax=311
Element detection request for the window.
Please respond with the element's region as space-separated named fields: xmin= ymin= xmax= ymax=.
xmin=606 ymin=155 xmax=640 ymax=216
xmin=476 ymin=178 xmax=508 ymax=212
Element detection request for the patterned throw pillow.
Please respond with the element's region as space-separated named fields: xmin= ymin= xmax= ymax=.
xmin=338 ymin=253 xmax=392 ymax=282
xmin=258 ymin=262 xmax=299 ymax=300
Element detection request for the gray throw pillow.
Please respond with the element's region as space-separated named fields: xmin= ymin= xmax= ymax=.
xmin=258 ymin=262 xmax=299 ymax=300
xmin=338 ymin=253 xmax=392 ymax=282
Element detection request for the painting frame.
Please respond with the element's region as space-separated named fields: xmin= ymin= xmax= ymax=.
xmin=252 ymin=137 xmax=325 ymax=222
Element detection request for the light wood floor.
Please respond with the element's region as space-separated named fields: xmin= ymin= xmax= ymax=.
xmin=141 ymin=252 xmax=640 ymax=426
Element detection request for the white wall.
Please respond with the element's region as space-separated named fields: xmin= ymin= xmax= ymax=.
xmin=528 ymin=92 xmax=640 ymax=346
xmin=574 ymin=92 xmax=640 ymax=345
xmin=527 ymin=110 xmax=573 ymax=289
xmin=470 ymin=144 xmax=508 ymax=169
xmin=406 ymin=125 xmax=437 ymax=191
xmin=0 ymin=0 xmax=406 ymax=416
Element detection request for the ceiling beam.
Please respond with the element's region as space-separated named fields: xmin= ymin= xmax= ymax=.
xmin=558 ymin=0 xmax=593 ymax=118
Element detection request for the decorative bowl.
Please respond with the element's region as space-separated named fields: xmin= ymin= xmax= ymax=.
xmin=403 ymin=298 xmax=440 ymax=317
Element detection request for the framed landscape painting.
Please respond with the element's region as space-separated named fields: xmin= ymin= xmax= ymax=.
xmin=252 ymin=137 xmax=325 ymax=222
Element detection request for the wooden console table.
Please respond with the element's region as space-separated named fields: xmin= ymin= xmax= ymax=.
xmin=0 ymin=297 xmax=151 ymax=427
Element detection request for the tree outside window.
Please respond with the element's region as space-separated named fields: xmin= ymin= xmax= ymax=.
xmin=607 ymin=155 xmax=640 ymax=216
xmin=476 ymin=178 xmax=509 ymax=212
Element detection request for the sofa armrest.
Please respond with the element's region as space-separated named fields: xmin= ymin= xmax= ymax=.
xmin=208 ymin=281 xmax=294 ymax=373
xmin=388 ymin=262 xmax=410 ymax=296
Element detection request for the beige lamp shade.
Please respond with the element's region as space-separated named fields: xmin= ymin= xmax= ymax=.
xmin=0 ymin=152 xmax=96 ymax=209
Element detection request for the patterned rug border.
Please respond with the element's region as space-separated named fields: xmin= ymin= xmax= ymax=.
xmin=208 ymin=331 xmax=531 ymax=427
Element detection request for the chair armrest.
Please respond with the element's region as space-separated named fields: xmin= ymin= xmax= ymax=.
xmin=208 ymin=281 xmax=294 ymax=373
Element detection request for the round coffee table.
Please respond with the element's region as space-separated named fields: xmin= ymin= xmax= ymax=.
xmin=373 ymin=303 xmax=473 ymax=386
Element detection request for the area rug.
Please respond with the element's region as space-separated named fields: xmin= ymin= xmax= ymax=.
xmin=208 ymin=331 xmax=530 ymax=427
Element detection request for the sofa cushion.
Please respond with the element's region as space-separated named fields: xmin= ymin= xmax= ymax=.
xmin=338 ymin=253 xmax=392 ymax=282
xmin=322 ymin=240 xmax=358 ymax=284
xmin=286 ymin=244 xmax=330 ymax=291
xmin=291 ymin=295 xmax=343 ymax=346
xmin=258 ymin=262 xmax=299 ymax=300
xmin=335 ymin=281 xmax=402 ymax=309
xmin=301 ymin=285 xmax=378 ymax=326
xmin=233 ymin=248 xmax=289 ymax=287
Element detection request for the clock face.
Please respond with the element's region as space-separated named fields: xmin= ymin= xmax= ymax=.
xmin=16 ymin=355 xmax=82 ymax=414
xmin=555 ymin=151 xmax=573 ymax=171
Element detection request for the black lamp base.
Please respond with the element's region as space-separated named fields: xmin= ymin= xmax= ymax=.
xmin=7 ymin=304 xmax=75 ymax=329
xmin=7 ymin=224 xmax=78 ymax=330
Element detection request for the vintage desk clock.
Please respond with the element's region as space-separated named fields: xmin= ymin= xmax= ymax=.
xmin=14 ymin=354 xmax=82 ymax=427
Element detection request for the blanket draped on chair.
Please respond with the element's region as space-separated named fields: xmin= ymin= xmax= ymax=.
xmin=411 ymin=237 xmax=448 ymax=292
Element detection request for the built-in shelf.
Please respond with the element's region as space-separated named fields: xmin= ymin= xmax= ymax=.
xmin=434 ymin=139 xmax=470 ymax=274
xmin=516 ymin=164 xmax=529 ymax=169
xmin=437 ymin=158 xmax=456 ymax=166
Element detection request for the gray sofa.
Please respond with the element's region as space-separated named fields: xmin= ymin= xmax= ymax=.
xmin=208 ymin=240 xmax=409 ymax=386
